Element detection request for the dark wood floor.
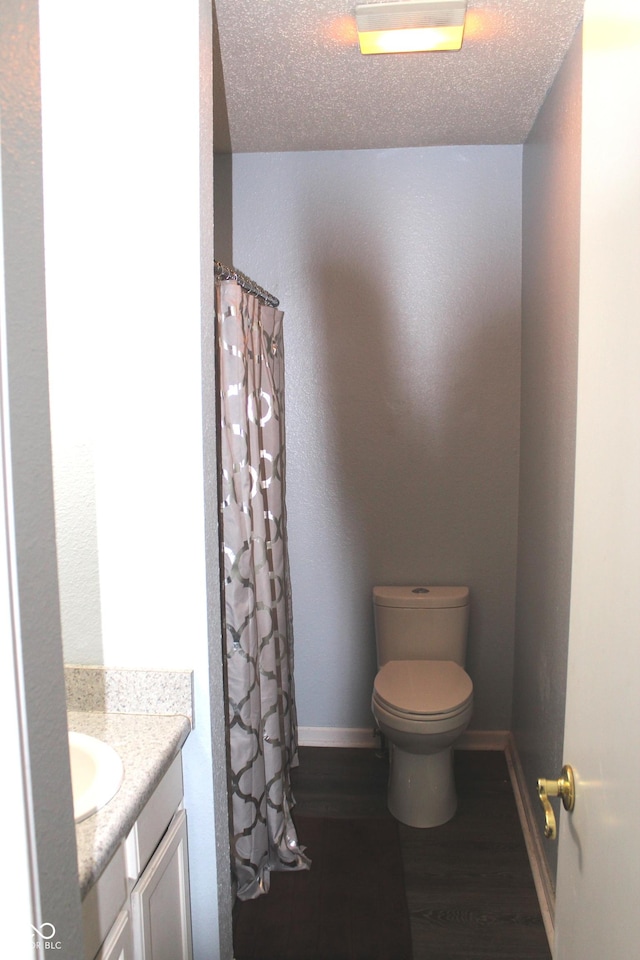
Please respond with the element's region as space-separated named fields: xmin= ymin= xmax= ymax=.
xmin=289 ymin=747 xmax=552 ymax=960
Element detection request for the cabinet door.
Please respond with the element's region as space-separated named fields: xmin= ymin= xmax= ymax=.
xmin=130 ymin=809 xmax=193 ymax=960
xmin=97 ymin=908 xmax=134 ymax=960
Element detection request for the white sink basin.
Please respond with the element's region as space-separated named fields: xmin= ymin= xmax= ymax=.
xmin=69 ymin=731 xmax=124 ymax=823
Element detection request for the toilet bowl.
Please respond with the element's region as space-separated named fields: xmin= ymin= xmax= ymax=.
xmin=372 ymin=658 xmax=473 ymax=827
xmin=372 ymin=586 xmax=474 ymax=828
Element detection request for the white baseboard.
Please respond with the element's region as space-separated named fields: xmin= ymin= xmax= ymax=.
xmin=298 ymin=726 xmax=381 ymax=748
xmin=505 ymin=734 xmax=555 ymax=954
xmin=456 ymin=729 xmax=510 ymax=750
xmin=298 ymin=727 xmax=511 ymax=750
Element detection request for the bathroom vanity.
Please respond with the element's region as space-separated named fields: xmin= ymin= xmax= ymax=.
xmin=67 ymin=669 xmax=194 ymax=960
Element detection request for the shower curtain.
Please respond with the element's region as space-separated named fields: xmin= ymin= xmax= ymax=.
xmin=216 ymin=278 xmax=309 ymax=900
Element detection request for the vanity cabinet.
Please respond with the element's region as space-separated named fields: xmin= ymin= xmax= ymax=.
xmin=82 ymin=846 xmax=131 ymax=960
xmin=129 ymin=808 xmax=192 ymax=960
xmin=96 ymin=908 xmax=134 ymax=960
xmin=83 ymin=753 xmax=192 ymax=960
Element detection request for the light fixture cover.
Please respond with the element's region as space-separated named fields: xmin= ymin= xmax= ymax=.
xmin=355 ymin=0 xmax=468 ymax=54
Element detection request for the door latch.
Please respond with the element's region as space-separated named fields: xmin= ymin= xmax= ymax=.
xmin=537 ymin=765 xmax=575 ymax=840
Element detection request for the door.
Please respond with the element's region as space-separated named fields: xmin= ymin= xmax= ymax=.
xmin=554 ymin=2 xmax=640 ymax=957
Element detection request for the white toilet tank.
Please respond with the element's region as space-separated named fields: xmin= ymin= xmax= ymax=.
xmin=373 ymin=586 xmax=470 ymax=667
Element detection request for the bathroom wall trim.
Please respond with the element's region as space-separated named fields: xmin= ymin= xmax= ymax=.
xmin=457 ymin=729 xmax=510 ymax=750
xmin=505 ymin=733 xmax=555 ymax=951
xmin=298 ymin=727 xmax=511 ymax=751
xmin=298 ymin=726 xmax=381 ymax=748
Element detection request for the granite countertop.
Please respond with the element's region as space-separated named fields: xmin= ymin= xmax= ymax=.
xmin=69 ymin=710 xmax=191 ymax=897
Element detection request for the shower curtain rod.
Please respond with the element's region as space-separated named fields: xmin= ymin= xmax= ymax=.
xmin=214 ymin=260 xmax=280 ymax=308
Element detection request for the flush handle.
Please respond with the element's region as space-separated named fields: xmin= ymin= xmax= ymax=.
xmin=537 ymin=765 xmax=575 ymax=840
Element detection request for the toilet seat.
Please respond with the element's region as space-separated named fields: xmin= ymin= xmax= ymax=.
xmin=373 ymin=660 xmax=473 ymax=720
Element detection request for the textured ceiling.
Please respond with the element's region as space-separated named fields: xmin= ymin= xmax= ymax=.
xmin=214 ymin=0 xmax=584 ymax=153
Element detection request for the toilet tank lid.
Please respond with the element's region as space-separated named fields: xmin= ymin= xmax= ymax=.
xmin=373 ymin=586 xmax=469 ymax=609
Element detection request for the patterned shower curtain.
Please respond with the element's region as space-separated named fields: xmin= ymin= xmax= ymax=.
xmin=216 ymin=278 xmax=310 ymax=900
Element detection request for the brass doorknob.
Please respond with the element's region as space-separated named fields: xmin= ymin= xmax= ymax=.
xmin=537 ymin=765 xmax=575 ymax=840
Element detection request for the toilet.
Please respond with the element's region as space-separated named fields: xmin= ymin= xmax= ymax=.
xmin=371 ymin=585 xmax=473 ymax=829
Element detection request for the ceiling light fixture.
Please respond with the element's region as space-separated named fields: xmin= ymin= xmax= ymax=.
xmin=355 ymin=0 xmax=468 ymax=54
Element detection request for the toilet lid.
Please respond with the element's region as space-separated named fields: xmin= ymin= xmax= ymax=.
xmin=374 ymin=660 xmax=473 ymax=717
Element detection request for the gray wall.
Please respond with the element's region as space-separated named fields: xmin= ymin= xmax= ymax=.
xmin=38 ymin=2 xmax=233 ymax=955
xmin=233 ymin=146 xmax=522 ymax=733
xmin=1 ymin=0 xmax=83 ymax=951
xmin=514 ymin=26 xmax=582 ymax=883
